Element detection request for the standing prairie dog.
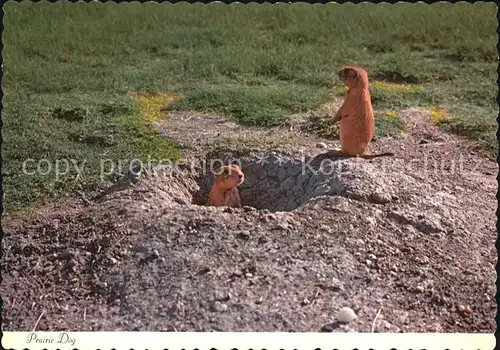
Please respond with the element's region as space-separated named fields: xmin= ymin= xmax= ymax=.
xmin=330 ymin=65 xmax=394 ymax=159
xmin=206 ymin=163 xmax=244 ymax=208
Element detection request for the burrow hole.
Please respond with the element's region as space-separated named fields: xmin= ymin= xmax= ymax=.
xmin=191 ymin=152 xmax=345 ymax=212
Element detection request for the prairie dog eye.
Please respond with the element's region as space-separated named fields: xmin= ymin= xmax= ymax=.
xmin=348 ymin=69 xmax=359 ymax=79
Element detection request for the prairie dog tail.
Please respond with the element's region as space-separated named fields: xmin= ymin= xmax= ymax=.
xmin=357 ymin=152 xmax=395 ymax=159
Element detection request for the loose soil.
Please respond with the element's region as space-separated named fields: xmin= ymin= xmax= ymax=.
xmin=1 ymin=107 xmax=497 ymax=332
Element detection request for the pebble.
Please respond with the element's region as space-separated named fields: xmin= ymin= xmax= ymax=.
xmin=414 ymin=285 xmax=425 ymax=293
xmin=210 ymin=301 xmax=228 ymax=312
xmin=337 ymin=307 xmax=358 ymax=323
xmin=109 ymin=257 xmax=118 ymax=265
xmin=371 ymin=191 xmax=391 ymax=204
xmin=316 ymin=142 xmax=328 ymax=149
xmin=174 ymin=197 xmax=188 ymax=205
xmin=366 ymin=217 xmax=377 ymax=226
xmin=320 ymin=323 xmax=334 ymax=332
xmin=238 ymin=231 xmax=251 ymax=240
xmin=458 ymin=304 xmax=471 ymax=314
xmin=214 ymin=291 xmax=231 ymax=301
xmin=276 ymin=223 xmax=289 ymax=230
xmin=267 ymin=213 xmax=277 ymax=220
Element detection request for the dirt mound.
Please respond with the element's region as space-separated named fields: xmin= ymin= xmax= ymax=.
xmin=2 ymin=145 xmax=496 ymax=332
xmin=1 ymin=107 xmax=496 ymax=332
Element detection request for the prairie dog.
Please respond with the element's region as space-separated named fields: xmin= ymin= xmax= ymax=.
xmin=331 ymin=65 xmax=394 ymax=159
xmin=206 ymin=164 xmax=244 ymax=208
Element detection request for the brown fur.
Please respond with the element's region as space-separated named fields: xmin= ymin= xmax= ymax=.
xmin=206 ymin=164 xmax=244 ymax=208
xmin=331 ymin=65 xmax=394 ymax=159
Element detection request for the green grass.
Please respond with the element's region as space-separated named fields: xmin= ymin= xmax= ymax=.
xmin=302 ymin=110 xmax=407 ymax=141
xmin=2 ymin=1 xmax=498 ymax=215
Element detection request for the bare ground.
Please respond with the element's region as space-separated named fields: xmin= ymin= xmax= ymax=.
xmin=1 ymin=107 xmax=497 ymax=332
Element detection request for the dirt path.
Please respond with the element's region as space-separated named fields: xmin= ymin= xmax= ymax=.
xmin=1 ymin=107 xmax=496 ymax=332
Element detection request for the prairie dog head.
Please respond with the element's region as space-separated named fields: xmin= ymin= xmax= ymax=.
xmin=212 ymin=163 xmax=244 ymax=190
xmin=338 ymin=65 xmax=369 ymax=89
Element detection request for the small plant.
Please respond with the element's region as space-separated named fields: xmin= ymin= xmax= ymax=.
xmin=301 ymin=113 xmax=340 ymax=139
xmin=429 ymin=106 xmax=453 ymax=124
xmin=332 ymin=85 xmax=348 ymax=96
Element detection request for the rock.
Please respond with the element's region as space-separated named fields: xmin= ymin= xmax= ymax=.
xmin=174 ymin=197 xmax=188 ymax=205
xmin=209 ymin=301 xmax=227 ymax=313
xmin=265 ymin=213 xmax=277 ymax=221
xmin=276 ymin=223 xmax=289 ymax=230
xmin=214 ymin=291 xmax=231 ymax=302
xmin=389 ymin=210 xmax=444 ymax=234
xmin=237 ymin=231 xmax=251 ymax=240
xmin=316 ymin=142 xmax=328 ymax=149
xmin=365 ymin=217 xmax=377 ymax=226
xmin=458 ymin=304 xmax=471 ymax=314
xmin=337 ymin=307 xmax=357 ymax=323
xmin=370 ymin=191 xmax=391 ymax=204
xmin=320 ymin=323 xmax=334 ymax=332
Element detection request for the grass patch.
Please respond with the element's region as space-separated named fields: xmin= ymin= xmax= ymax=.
xmin=301 ymin=114 xmax=341 ymax=139
xmin=373 ymin=111 xmax=407 ymax=141
xmin=129 ymin=92 xmax=183 ymax=123
xmin=437 ymin=105 xmax=498 ymax=156
xmin=429 ymin=107 xmax=453 ymax=124
xmin=2 ymin=92 xmax=181 ymax=215
xmin=2 ymin=1 xmax=497 ymax=214
xmin=167 ymin=84 xmax=331 ymax=126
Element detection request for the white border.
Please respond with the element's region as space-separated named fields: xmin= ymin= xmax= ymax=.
xmin=1 ymin=332 xmax=495 ymax=350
